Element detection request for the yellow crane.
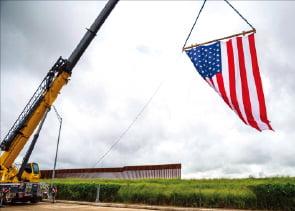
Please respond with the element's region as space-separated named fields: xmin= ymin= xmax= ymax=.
xmin=0 ymin=0 xmax=119 ymax=203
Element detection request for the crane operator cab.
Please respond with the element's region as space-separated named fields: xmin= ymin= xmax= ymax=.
xmin=21 ymin=162 xmax=41 ymax=182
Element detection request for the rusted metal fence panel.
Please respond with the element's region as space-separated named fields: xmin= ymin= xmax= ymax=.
xmin=41 ymin=163 xmax=181 ymax=179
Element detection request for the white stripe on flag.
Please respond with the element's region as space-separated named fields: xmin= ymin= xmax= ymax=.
xmin=220 ymin=41 xmax=233 ymax=109
xmin=242 ymin=36 xmax=263 ymax=129
xmin=232 ymin=37 xmax=249 ymax=126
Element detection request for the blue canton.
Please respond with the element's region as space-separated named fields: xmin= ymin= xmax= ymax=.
xmin=185 ymin=41 xmax=222 ymax=79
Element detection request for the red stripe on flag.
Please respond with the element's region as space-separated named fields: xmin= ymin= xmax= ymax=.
xmin=216 ymin=73 xmax=231 ymax=107
xmin=248 ymin=34 xmax=273 ymax=130
xmin=209 ymin=78 xmax=215 ymax=89
xmin=205 ymin=77 xmax=215 ymax=89
xmin=236 ymin=37 xmax=260 ymax=131
xmin=226 ymin=40 xmax=247 ymax=124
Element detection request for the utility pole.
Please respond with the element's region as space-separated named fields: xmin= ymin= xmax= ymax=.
xmin=51 ymin=106 xmax=62 ymax=203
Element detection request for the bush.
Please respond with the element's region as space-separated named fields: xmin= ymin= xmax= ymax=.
xmin=54 ymin=183 xmax=121 ymax=202
xmin=100 ymin=184 xmax=121 ymax=202
xmin=41 ymin=177 xmax=295 ymax=210
xmin=249 ymin=183 xmax=295 ymax=210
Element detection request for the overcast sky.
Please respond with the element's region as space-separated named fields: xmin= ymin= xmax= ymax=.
xmin=1 ymin=1 xmax=294 ymax=179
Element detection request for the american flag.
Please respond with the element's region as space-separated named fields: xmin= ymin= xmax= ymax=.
xmin=185 ymin=33 xmax=272 ymax=131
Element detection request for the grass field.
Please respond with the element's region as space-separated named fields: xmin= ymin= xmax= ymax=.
xmin=41 ymin=177 xmax=295 ymax=210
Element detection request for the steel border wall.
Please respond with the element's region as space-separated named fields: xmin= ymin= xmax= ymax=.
xmin=41 ymin=163 xmax=181 ymax=179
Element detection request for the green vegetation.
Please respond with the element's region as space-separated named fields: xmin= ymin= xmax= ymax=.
xmin=55 ymin=183 xmax=121 ymax=202
xmin=249 ymin=183 xmax=295 ymax=210
xmin=42 ymin=177 xmax=295 ymax=210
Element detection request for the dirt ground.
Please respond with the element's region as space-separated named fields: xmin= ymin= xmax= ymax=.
xmin=0 ymin=200 xmax=260 ymax=211
xmin=0 ymin=202 xmax=150 ymax=211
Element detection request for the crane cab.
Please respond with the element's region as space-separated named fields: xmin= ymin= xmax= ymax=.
xmin=21 ymin=162 xmax=41 ymax=183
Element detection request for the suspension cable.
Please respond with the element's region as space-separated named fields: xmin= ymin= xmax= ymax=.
xmin=182 ymin=0 xmax=207 ymax=50
xmin=183 ymin=0 xmax=255 ymax=50
xmin=224 ymin=0 xmax=255 ymax=30
xmin=93 ymin=78 xmax=165 ymax=167
xmin=92 ymin=51 xmax=185 ymax=168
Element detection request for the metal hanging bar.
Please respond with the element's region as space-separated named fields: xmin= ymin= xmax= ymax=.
xmin=183 ymin=28 xmax=256 ymax=51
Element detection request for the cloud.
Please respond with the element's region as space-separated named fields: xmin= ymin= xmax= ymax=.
xmin=1 ymin=1 xmax=295 ymax=179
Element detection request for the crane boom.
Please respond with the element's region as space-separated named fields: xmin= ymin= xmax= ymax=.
xmin=0 ymin=0 xmax=119 ymax=184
